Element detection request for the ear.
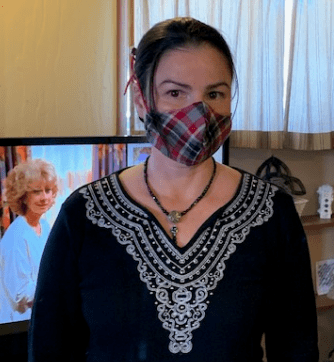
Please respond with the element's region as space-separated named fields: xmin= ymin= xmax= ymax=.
xmin=132 ymin=82 xmax=147 ymax=120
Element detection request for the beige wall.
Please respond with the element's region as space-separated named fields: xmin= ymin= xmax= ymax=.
xmin=0 ymin=0 xmax=117 ymax=138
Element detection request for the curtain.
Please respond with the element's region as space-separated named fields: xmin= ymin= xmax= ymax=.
xmin=92 ymin=144 xmax=127 ymax=180
xmin=133 ymin=0 xmax=285 ymax=149
xmin=0 ymin=146 xmax=30 ymax=238
xmin=130 ymin=0 xmax=334 ymax=150
xmin=284 ymin=0 xmax=334 ymax=150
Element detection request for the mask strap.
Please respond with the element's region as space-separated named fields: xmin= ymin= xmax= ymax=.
xmin=124 ymin=48 xmax=149 ymax=112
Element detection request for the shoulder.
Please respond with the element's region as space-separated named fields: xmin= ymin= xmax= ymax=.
xmin=63 ymin=173 xmax=120 ymax=208
xmin=1 ymin=216 xmax=26 ymax=238
xmin=229 ymin=169 xmax=305 ymax=252
xmin=232 ymin=167 xmax=298 ymax=217
xmin=235 ymin=167 xmax=291 ymax=195
xmin=0 ymin=216 xmax=26 ymax=251
xmin=117 ymin=164 xmax=146 ymax=197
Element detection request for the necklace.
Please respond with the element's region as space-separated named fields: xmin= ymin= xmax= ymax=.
xmin=144 ymin=157 xmax=217 ymax=244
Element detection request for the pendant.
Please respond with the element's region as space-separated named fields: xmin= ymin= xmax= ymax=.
xmin=170 ymin=225 xmax=178 ymax=243
xmin=168 ymin=210 xmax=182 ymax=224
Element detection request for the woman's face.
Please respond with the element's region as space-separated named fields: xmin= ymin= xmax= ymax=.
xmin=153 ymin=43 xmax=232 ymax=115
xmin=25 ymin=180 xmax=54 ymax=216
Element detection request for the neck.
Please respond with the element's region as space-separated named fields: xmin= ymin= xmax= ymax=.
xmin=24 ymin=210 xmax=41 ymax=227
xmin=146 ymin=149 xmax=215 ymax=200
xmin=144 ymin=150 xmax=217 ymax=245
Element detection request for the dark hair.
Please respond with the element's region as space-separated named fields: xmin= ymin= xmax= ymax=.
xmin=134 ymin=17 xmax=238 ymax=110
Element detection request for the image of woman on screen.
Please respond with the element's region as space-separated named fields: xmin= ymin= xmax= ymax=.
xmin=0 ymin=159 xmax=58 ymax=324
xmin=29 ymin=18 xmax=318 ymax=361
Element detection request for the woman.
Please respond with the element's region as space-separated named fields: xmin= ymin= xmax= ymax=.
xmin=28 ymin=18 xmax=318 ymax=361
xmin=0 ymin=158 xmax=58 ymax=323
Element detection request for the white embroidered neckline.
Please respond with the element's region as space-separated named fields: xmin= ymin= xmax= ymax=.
xmin=80 ymin=172 xmax=277 ymax=354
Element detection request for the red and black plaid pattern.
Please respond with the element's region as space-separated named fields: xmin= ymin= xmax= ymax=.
xmin=145 ymin=102 xmax=231 ymax=166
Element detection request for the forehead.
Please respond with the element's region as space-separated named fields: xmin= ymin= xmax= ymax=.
xmin=27 ymin=179 xmax=51 ymax=189
xmin=154 ymin=44 xmax=232 ymax=86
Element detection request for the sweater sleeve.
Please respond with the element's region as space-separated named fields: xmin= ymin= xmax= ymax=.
xmin=1 ymin=235 xmax=34 ymax=307
xmin=28 ymin=195 xmax=89 ymax=362
xmin=0 ymin=219 xmax=37 ymax=312
xmin=264 ymin=191 xmax=319 ymax=362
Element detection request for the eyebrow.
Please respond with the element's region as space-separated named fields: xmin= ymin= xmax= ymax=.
xmin=158 ymin=80 xmax=231 ymax=90
xmin=207 ymin=81 xmax=231 ymax=90
xmin=158 ymin=80 xmax=191 ymax=89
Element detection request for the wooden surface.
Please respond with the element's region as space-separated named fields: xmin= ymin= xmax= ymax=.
xmin=301 ymin=215 xmax=334 ymax=231
xmin=316 ymin=295 xmax=334 ymax=311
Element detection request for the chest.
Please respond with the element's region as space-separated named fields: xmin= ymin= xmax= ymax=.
xmin=125 ymin=179 xmax=240 ymax=248
xmin=147 ymin=200 xmax=222 ymax=247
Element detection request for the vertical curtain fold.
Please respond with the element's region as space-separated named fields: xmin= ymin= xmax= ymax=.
xmin=284 ymin=0 xmax=334 ymax=150
xmin=92 ymin=144 xmax=127 ymax=180
xmin=226 ymin=0 xmax=285 ymax=148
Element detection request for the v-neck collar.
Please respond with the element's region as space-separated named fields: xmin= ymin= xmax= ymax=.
xmin=110 ymin=168 xmax=245 ymax=253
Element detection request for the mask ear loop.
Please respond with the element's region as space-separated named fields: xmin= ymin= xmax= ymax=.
xmin=124 ymin=48 xmax=149 ymax=113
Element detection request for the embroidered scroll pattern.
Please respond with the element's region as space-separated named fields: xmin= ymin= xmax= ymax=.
xmin=80 ymin=173 xmax=277 ymax=354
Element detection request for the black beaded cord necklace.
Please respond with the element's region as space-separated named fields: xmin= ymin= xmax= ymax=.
xmin=143 ymin=156 xmax=217 ymax=244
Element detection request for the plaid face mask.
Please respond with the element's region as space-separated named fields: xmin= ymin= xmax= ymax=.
xmin=145 ymin=101 xmax=231 ymax=166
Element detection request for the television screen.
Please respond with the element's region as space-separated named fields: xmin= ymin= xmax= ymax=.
xmin=0 ymin=136 xmax=229 ymax=336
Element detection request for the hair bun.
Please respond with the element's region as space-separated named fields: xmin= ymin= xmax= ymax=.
xmin=131 ymin=47 xmax=137 ymax=58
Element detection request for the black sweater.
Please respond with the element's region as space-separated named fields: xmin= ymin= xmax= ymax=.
xmin=28 ymin=170 xmax=319 ymax=361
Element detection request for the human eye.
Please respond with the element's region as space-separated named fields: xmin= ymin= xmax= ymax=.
xmin=208 ymin=91 xmax=225 ymax=100
xmin=167 ymin=89 xmax=181 ymax=98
